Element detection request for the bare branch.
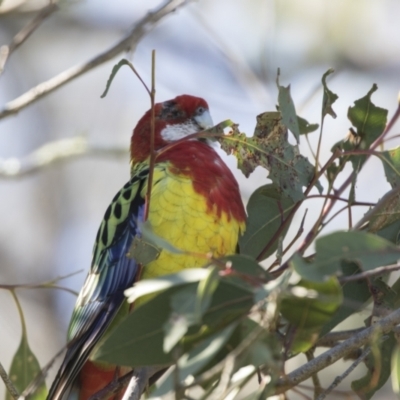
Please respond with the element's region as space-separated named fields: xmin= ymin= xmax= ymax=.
xmin=338 ymin=263 xmax=400 ymax=283
xmin=0 ymin=269 xmax=83 ymax=296
xmin=0 ymin=0 xmax=189 ymax=120
xmin=305 ymin=350 xmax=322 ymax=399
xmin=316 ymin=328 xmax=365 ymax=348
xmin=316 ymin=346 xmax=372 ymax=400
xmin=0 ymin=3 xmax=59 ymax=77
xmin=275 ymin=307 xmax=400 ymax=394
xmin=0 ymin=137 xmax=127 ymax=178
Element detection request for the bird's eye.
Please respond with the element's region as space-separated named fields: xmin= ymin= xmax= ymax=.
xmin=196 ymin=106 xmax=206 ymax=115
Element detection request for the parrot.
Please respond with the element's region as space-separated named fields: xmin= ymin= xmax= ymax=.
xmin=47 ymin=95 xmax=246 ymax=400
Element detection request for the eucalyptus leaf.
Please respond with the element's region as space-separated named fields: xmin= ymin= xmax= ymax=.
xmin=239 ymin=184 xmax=295 ymax=260
xmin=321 ymin=68 xmax=338 ymax=119
xmin=6 ymin=335 xmax=46 ymax=400
xmin=292 ymin=231 xmax=400 ymax=281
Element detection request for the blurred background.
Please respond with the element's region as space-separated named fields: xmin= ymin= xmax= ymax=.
xmin=1 ymin=0 xmax=400 ymax=398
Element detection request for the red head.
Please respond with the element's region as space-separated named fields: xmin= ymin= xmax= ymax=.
xmin=130 ymin=95 xmax=213 ymax=165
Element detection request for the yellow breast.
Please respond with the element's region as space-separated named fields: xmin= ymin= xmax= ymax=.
xmin=141 ymin=164 xmax=245 ymax=279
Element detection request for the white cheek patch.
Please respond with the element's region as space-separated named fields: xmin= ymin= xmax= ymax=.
xmin=160 ymin=122 xmax=200 ymax=141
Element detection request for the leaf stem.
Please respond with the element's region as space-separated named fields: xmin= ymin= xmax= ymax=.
xmin=10 ymin=290 xmax=26 ymax=337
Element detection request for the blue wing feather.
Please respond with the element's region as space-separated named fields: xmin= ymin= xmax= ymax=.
xmin=47 ymin=170 xmax=148 ymax=400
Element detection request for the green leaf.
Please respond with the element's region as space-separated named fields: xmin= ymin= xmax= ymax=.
xmin=96 ymin=283 xmax=193 ymax=366
xmin=360 ymin=186 xmax=400 ymax=235
xmin=200 ymin=279 xmax=254 ymax=329
xmin=95 ymin=277 xmax=254 ymax=367
xmin=374 ymin=219 xmax=400 ymax=245
xmin=280 ymin=277 xmax=342 ymax=353
xmin=332 ymin=85 xmax=388 ymax=173
xmin=254 ymin=269 xmax=291 ymax=304
xmin=320 ymin=261 xmax=370 ymax=336
xmin=124 ymin=268 xmax=208 ymax=303
xmin=391 ymin=344 xmax=400 ymax=395
xmin=195 ymin=266 xmax=220 ymax=321
xmin=344 ymin=85 xmax=388 ymax=172
xmin=163 ymin=285 xmax=197 ymax=353
xmin=277 ymin=80 xmax=301 ymax=142
xmin=219 ymin=112 xmax=317 ymax=202
xmin=237 ymin=319 xmax=282 ymax=370
xmin=223 ymin=254 xmax=268 ymax=278
xmin=291 ymin=231 xmax=400 ymax=281
xmin=321 ymin=68 xmax=338 ymax=119
xmin=352 ymin=334 xmax=396 ymax=399
xmin=100 ymin=59 xmax=132 ymax=98
xmin=381 ymin=147 xmax=400 ymax=188
xmin=297 ymin=115 xmax=319 ymax=135
xmin=367 ymin=190 xmax=400 ymax=235
xmin=163 ymin=267 xmax=221 ymax=353
xmin=6 ymin=336 xmax=47 ymax=400
xmin=239 ymin=184 xmax=295 ymax=260
xmin=150 ymin=323 xmax=237 ymax=398
xmin=127 ymin=235 xmax=160 ymax=265
xmin=348 ymin=84 xmax=387 ymax=144
xmin=326 ymin=161 xmax=341 ymax=186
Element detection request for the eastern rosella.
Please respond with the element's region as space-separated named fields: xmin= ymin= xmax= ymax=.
xmin=47 ymin=95 xmax=246 ymax=400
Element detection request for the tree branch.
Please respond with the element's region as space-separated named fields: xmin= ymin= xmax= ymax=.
xmin=0 ymin=137 xmax=127 ymax=178
xmin=0 ymin=0 xmax=188 ymax=120
xmin=316 ymin=346 xmax=372 ymax=400
xmin=0 ymin=2 xmax=59 ymax=77
xmin=338 ymin=263 xmax=400 ymax=283
xmin=275 ymin=307 xmax=400 ymax=394
xmin=316 ymin=328 xmax=365 ymax=347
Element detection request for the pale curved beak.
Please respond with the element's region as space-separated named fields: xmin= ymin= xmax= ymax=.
xmin=194 ymin=110 xmax=214 ymax=130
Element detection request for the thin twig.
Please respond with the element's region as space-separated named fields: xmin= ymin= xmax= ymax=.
xmin=297 ymin=99 xmax=400 ymax=255
xmin=0 ymin=3 xmax=59 ymax=76
xmin=268 ymin=209 xmax=308 ymax=272
xmin=190 ymin=10 xmax=270 ymax=106
xmin=0 ymin=269 xmax=82 ymax=290
xmin=274 ymin=307 xmax=400 ymax=395
xmin=305 ymin=350 xmax=322 ymax=399
xmin=338 ymin=263 xmax=400 ymax=283
xmin=257 ymin=148 xmax=341 ymax=261
xmin=0 ymin=361 xmax=19 ymax=400
xmin=0 ymin=0 xmax=188 ymax=120
xmin=315 ymin=346 xmax=372 ymax=400
xmin=0 ymin=137 xmax=127 ymax=179
xmin=316 ymin=328 xmax=365 ymax=348
xmin=0 ymin=270 xmax=83 ymax=296
xmin=306 ymin=194 xmax=375 ymax=207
